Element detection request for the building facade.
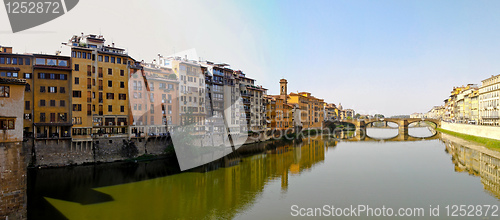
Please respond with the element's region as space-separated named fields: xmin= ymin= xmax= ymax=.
xmin=479 ymin=75 xmax=500 ymax=125
xmin=67 ymin=34 xmax=132 ymax=146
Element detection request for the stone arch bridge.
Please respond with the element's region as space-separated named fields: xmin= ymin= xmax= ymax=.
xmin=329 ymin=118 xmax=441 ymax=135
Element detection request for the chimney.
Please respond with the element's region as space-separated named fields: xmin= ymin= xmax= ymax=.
xmin=112 ymin=43 xmax=115 ymax=47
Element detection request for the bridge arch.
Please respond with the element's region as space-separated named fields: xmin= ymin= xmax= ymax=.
xmin=407 ymin=129 xmax=438 ymax=140
xmin=365 ymin=120 xmax=399 ymax=128
xmin=406 ymin=119 xmax=439 ymax=129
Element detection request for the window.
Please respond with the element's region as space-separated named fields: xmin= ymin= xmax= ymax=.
xmin=108 ymin=68 xmax=112 ymax=75
xmin=58 ymin=60 xmax=67 ymax=66
xmin=47 ymin=59 xmax=57 ymax=65
xmin=98 ymin=55 xmax=103 ymax=62
xmin=40 ymin=100 xmax=45 ymax=106
xmin=120 ymin=106 xmax=125 ymax=112
xmin=12 ymin=58 xmax=17 ymax=65
xmin=77 ymin=52 xmax=81 ymax=58
xmin=6 ymin=58 xmax=10 ymax=64
xmin=117 ymin=58 xmax=121 ymax=64
xmin=75 ymin=64 xmax=79 ymax=71
xmin=0 ymin=119 xmax=15 ymax=130
xmin=120 ymin=81 xmax=125 ymax=88
xmin=38 ymin=73 xmax=46 ymax=79
xmin=119 ymin=93 xmax=126 ymax=100
xmin=105 ymin=56 xmax=109 ymax=62
xmin=24 ymin=73 xmax=31 ymax=79
xmin=87 ymin=65 xmax=92 ymax=76
xmin=60 ymin=87 xmax=65 ymax=93
xmin=73 ymin=91 xmax=82 ymax=98
xmin=25 ymin=58 xmax=30 ymax=65
xmin=60 ymin=100 xmax=65 ymax=107
xmin=60 ymin=74 xmax=67 ymax=80
xmin=0 ymin=57 xmax=4 ymax=64
xmin=108 ymin=80 xmax=112 ymax=87
xmin=87 ymin=104 xmax=91 ymax=116
xmin=40 ymin=113 xmax=45 ymax=122
xmin=50 ymin=113 xmax=55 ymax=122
xmin=25 ymin=84 xmax=30 ymax=92
xmin=98 ymin=67 xmax=103 ymax=77
xmin=25 ymin=101 xmax=30 ymax=110
xmin=12 ymin=72 xmax=17 ymax=78
xmin=111 ymin=57 xmax=115 ymax=63
xmin=48 ymin=87 xmax=57 ymax=93
xmin=50 ymin=100 xmax=56 ymax=107
xmin=150 ymin=104 xmax=154 ymax=114
xmin=106 ymin=93 xmax=114 ymax=99
xmin=75 ymin=77 xmax=80 ymax=84
xmin=18 ymin=58 xmax=23 ymax=65
xmin=50 ymin=73 xmax=55 ymax=79
xmin=120 ymin=70 xmax=124 ymax=76
xmin=108 ymin=105 xmax=112 ymax=112
xmin=40 ymin=86 xmax=45 ymax=93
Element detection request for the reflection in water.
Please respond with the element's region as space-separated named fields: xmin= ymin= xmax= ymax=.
xmin=24 ymin=128 xmax=500 ymax=219
xmin=29 ymin=137 xmax=335 ymax=219
xmin=442 ymin=133 xmax=500 ymax=199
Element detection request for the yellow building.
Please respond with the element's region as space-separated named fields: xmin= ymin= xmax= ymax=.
xmin=67 ymin=34 xmax=132 ymax=143
xmin=288 ymin=92 xmax=324 ymax=129
xmin=0 ymin=48 xmax=34 ymax=136
xmin=276 ymin=78 xmax=324 ymax=130
xmin=32 ymin=54 xmax=73 ymax=140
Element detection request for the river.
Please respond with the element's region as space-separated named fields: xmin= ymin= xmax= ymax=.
xmin=21 ymin=127 xmax=500 ymax=219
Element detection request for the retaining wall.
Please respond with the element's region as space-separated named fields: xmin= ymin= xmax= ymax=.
xmin=441 ymin=122 xmax=500 ymax=141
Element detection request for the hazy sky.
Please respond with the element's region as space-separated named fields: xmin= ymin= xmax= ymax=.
xmin=1 ymin=0 xmax=500 ymax=116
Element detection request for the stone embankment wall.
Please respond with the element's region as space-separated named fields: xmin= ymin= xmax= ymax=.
xmin=441 ymin=122 xmax=500 ymax=140
xmin=26 ymin=136 xmax=171 ymax=167
xmin=0 ymin=142 xmax=28 ymax=220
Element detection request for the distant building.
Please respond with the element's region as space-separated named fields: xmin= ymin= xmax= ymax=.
xmin=324 ymin=103 xmax=338 ymax=121
xmin=479 ymin=75 xmax=500 ymax=125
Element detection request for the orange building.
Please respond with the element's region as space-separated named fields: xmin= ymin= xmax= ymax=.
xmin=67 ymin=34 xmax=132 ymax=144
xmin=129 ymin=62 xmax=179 ymax=137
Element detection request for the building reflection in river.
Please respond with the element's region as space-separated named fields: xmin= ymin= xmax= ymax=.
xmin=442 ymin=133 xmax=500 ymax=199
xmin=41 ymin=137 xmax=335 ymax=219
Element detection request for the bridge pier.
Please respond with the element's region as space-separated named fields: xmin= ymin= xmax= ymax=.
xmin=398 ymin=120 xmax=409 ymax=136
xmin=355 ymin=121 xmax=366 ymax=140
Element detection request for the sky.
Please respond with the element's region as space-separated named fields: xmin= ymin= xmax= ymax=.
xmin=1 ymin=0 xmax=500 ymax=116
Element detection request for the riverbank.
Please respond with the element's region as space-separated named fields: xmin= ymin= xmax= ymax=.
xmin=436 ymin=127 xmax=500 ymax=150
xmin=441 ymin=121 xmax=500 ymax=141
